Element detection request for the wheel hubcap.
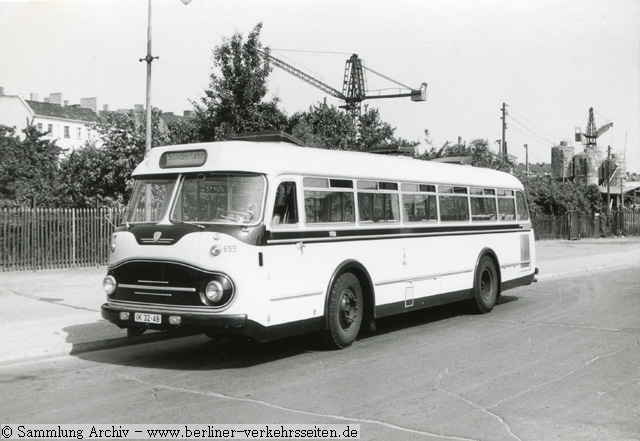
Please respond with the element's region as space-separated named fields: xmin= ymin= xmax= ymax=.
xmin=339 ymin=289 xmax=358 ymax=329
xmin=480 ymin=270 xmax=493 ymax=301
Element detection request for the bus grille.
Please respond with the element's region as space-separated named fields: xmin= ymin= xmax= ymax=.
xmin=108 ymin=260 xmax=226 ymax=308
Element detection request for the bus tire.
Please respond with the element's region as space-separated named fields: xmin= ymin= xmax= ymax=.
xmin=472 ymin=256 xmax=498 ymax=314
xmin=326 ymin=272 xmax=363 ymax=349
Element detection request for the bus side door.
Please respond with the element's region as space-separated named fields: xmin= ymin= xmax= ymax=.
xmin=264 ymin=180 xmax=324 ymax=325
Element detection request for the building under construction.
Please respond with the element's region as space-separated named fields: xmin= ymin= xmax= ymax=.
xmin=550 ymin=108 xmax=616 ymax=186
xmin=549 ymin=108 xmax=640 ymax=210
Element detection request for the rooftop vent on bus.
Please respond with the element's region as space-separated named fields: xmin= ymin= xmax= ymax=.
xmin=366 ymin=145 xmax=416 ymax=156
xmin=231 ymin=131 xmax=305 ymax=146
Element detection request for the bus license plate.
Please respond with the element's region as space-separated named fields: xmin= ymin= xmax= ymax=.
xmin=134 ymin=313 xmax=161 ymax=324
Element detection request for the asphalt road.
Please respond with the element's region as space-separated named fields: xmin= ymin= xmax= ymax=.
xmin=1 ymin=266 xmax=639 ymax=441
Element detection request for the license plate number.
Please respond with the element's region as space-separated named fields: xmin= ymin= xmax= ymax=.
xmin=134 ymin=312 xmax=161 ymax=324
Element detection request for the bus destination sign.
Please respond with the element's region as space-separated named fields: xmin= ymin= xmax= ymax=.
xmin=160 ymin=149 xmax=207 ymax=168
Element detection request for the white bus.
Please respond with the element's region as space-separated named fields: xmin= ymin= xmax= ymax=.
xmin=101 ymin=133 xmax=537 ymax=348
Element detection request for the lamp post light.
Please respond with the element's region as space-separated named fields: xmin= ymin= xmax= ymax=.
xmin=140 ymin=0 xmax=192 ymax=154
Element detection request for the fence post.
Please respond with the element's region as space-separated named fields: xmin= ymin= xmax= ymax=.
xmin=72 ymin=208 xmax=76 ymax=267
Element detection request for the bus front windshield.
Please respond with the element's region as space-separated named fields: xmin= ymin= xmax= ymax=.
xmin=171 ymin=173 xmax=265 ymax=225
xmin=126 ymin=176 xmax=178 ymax=224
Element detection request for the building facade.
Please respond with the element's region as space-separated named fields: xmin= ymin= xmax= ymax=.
xmin=0 ymin=89 xmax=99 ymax=152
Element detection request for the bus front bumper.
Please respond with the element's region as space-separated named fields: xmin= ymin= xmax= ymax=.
xmin=101 ymin=303 xmax=247 ymax=332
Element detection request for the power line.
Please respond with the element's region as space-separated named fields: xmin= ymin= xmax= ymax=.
xmin=509 ymin=117 xmax=554 ymax=144
xmin=508 ymin=106 xmax=562 ymax=141
xmin=508 ymin=121 xmax=553 ymax=146
xmin=270 ymin=48 xmax=352 ymax=56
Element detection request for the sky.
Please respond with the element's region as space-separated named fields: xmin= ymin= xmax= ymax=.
xmin=1 ymin=0 xmax=639 ymax=173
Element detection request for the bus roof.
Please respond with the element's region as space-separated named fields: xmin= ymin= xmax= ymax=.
xmin=134 ymin=140 xmax=523 ymax=190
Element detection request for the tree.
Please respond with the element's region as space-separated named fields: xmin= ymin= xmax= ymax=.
xmin=418 ymin=138 xmax=516 ymax=172
xmin=356 ymin=106 xmax=419 ymax=153
xmin=166 ymin=117 xmax=200 ymax=145
xmin=57 ymin=108 xmax=169 ymax=207
xmin=194 ymin=23 xmax=288 ymax=141
xmin=98 ymin=108 xmax=169 ymax=201
xmin=57 ymin=141 xmax=116 ymax=208
xmin=518 ymin=174 xmax=594 ymax=217
xmin=0 ymin=124 xmax=61 ymax=207
xmin=288 ymin=101 xmax=419 ymax=152
xmin=288 ymin=100 xmax=357 ymax=150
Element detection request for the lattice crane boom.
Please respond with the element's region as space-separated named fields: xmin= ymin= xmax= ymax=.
xmin=596 ymin=122 xmax=613 ymax=138
xmin=575 ymin=107 xmax=613 ymax=151
xmin=258 ymin=49 xmax=346 ymax=101
xmin=259 ymin=49 xmax=426 ymax=119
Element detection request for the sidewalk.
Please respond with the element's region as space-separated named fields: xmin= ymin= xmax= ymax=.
xmin=1 ymin=237 xmax=639 ymax=366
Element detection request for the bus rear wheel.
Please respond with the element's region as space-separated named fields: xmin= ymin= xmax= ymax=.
xmin=326 ymin=272 xmax=363 ymax=349
xmin=472 ymin=256 xmax=498 ymax=314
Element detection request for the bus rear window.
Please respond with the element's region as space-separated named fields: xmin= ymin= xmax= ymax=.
xmin=516 ymin=191 xmax=530 ymax=221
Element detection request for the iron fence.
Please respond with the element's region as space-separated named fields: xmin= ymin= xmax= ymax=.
xmin=0 ymin=207 xmax=124 ymax=271
xmin=532 ymin=211 xmax=640 ymax=240
xmin=2 ymin=207 xmax=639 ymax=271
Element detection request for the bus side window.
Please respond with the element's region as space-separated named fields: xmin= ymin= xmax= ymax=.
xmin=498 ymin=197 xmax=516 ymax=221
xmin=516 ymin=191 xmax=530 ymax=221
xmin=272 ymin=182 xmax=298 ymax=225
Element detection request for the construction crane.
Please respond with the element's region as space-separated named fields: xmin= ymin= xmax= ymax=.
xmin=575 ymin=107 xmax=613 ymax=151
xmin=258 ymin=49 xmax=427 ymax=119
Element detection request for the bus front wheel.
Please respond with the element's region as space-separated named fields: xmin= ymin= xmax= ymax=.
xmin=326 ymin=272 xmax=363 ymax=349
xmin=472 ymin=256 xmax=498 ymax=314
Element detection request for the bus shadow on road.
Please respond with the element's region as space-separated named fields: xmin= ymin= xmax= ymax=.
xmin=70 ymin=325 xmax=327 ymax=371
xmin=359 ymin=295 xmax=521 ymax=340
xmin=70 ymin=297 xmax=520 ymax=370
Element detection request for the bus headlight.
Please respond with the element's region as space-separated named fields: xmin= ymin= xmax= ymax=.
xmin=205 ymin=280 xmax=224 ymax=302
xmin=103 ymin=276 xmax=117 ymax=296
xmin=200 ymin=274 xmax=235 ymax=309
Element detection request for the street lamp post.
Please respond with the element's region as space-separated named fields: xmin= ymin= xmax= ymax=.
xmin=140 ymin=0 xmax=191 ymax=222
xmin=140 ymin=0 xmax=157 ymax=154
xmin=140 ymin=0 xmax=192 ymax=154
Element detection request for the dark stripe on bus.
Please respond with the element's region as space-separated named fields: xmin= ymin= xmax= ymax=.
xmin=265 ymin=223 xmax=531 ymax=244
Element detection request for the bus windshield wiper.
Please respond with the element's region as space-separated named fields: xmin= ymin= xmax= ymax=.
xmin=170 ymin=219 xmax=205 ymax=230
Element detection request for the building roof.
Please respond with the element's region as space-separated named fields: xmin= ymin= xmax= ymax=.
xmin=598 ymin=183 xmax=640 ymax=195
xmin=25 ymin=100 xmax=99 ymax=123
xmin=159 ymin=112 xmax=187 ymax=126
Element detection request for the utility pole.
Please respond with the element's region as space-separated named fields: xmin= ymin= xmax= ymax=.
xmin=140 ymin=0 xmax=157 ymax=155
xmin=139 ymin=0 xmax=192 ymax=222
xmin=606 ymin=145 xmax=611 ymax=213
xmin=524 ymin=144 xmax=529 ymax=176
xmin=500 ymin=102 xmax=507 ymax=156
xmin=140 ymin=0 xmax=192 ymax=153
xmin=140 ymin=0 xmax=156 ymax=222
